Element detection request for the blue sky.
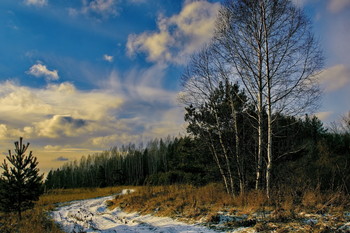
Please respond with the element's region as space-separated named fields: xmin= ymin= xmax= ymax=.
xmin=0 ymin=0 xmax=349 ymax=172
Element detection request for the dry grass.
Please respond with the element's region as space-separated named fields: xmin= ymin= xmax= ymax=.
xmin=108 ymin=184 xmax=232 ymax=221
xmin=108 ymin=184 xmax=350 ymax=231
xmin=1 ymin=185 xmax=348 ymax=232
xmin=108 ymin=184 xmax=274 ymax=222
xmin=0 ymin=186 xmax=128 ymax=233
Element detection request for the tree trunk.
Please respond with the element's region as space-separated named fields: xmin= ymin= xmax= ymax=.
xmin=226 ymin=81 xmax=245 ymax=195
xmin=266 ymin=99 xmax=272 ymax=199
xmin=255 ymin=23 xmax=264 ymax=191
xmin=208 ymin=136 xmax=230 ymax=194
xmin=213 ymin=108 xmax=235 ymax=196
xmin=263 ymin=1 xmax=272 ymax=199
xmin=256 ymin=105 xmax=263 ymax=190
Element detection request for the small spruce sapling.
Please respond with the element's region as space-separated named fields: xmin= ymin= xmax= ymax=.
xmin=0 ymin=137 xmax=43 ymax=220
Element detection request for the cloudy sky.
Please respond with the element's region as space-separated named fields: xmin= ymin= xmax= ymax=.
xmin=0 ymin=0 xmax=349 ymax=173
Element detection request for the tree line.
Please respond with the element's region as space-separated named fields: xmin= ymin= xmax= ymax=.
xmin=45 ymin=137 xmax=219 ymax=189
xmin=45 ymin=114 xmax=350 ymax=195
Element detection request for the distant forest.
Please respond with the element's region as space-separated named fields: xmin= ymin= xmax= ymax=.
xmin=45 ymin=114 xmax=350 ymax=194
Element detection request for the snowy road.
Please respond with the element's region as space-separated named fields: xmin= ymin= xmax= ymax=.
xmin=50 ymin=190 xmax=229 ymax=233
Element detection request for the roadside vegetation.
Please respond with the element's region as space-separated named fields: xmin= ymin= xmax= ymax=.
xmin=108 ymin=184 xmax=350 ymax=232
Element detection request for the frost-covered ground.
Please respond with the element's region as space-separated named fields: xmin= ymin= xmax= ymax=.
xmin=50 ymin=189 xmax=251 ymax=233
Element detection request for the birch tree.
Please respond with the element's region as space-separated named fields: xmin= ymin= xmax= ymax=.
xmin=215 ymin=0 xmax=323 ymax=198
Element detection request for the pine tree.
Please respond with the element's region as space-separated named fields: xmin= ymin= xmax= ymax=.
xmin=0 ymin=137 xmax=43 ymax=220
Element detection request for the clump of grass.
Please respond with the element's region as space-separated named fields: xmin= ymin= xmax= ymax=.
xmin=302 ymin=190 xmax=321 ymax=209
xmin=232 ymin=190 xmax=268 ymax=213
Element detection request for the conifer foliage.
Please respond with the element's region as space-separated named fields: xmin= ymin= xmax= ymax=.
xmin=0 ymin=137 xmax=43 ymax=220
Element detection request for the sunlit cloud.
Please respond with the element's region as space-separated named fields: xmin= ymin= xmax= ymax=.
xmin=27 ymin=63 xmax=59 ymax=81
xmin=318 ymin=65 xmax=350 ymax=92
xmin=44 ymin=145 xmax=63 ymax=151
xmin=315 ymin=111 xmax=333 ymax=121
xmin=0 ymin=81 xmax=124 ymax=141
xmin=35 ymin=115 xmax=88 ymax=138
xmin=24 ymin=0 xmax=47 ymax=7
xmin=0 ymin=124 xmax=8 ymax=140
xmin=127 ymin=0 xmax=220 ymax=64
xmin=0 ymin=65 xmax=185 ymax=152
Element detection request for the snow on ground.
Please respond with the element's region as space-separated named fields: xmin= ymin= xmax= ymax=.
xmin=50 ymin=189 xmax=250 ymax=233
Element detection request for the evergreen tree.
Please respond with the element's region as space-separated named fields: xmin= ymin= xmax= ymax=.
xmin=0 ymin=137 xmax=43 ymax=220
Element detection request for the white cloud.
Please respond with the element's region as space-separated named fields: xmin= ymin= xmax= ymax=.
xmin=27 ymin=63 xmax=59 ymax=81
xmin=318 ymin=64 xmax=350 ymax=92
xmin=327 ymin=0 xmax=350 ymax=13
xmin=35 ymin=115 xmax=88 ymax=138
xmin=0 ymin=81 xmax=52 ymax=118
xmin=24 ymin=0 xmax=47 ymax=7
xmin=79 ymin=0 xmax=119 ymax=19
xmin=68 ymin=8 xmax=79 ymax=17
xmin=0 ymin=81 xmax=124 ymax=140
xmin=96 ymin=65 xmax=185 ymax=143
xmin=103 ymin=54 xmax=114 ymax=62
xmin=102 ymin=64 xmax=178 ymax=107
xmin=127 ymin=0 xmax=220 ymax=64
xmin=42 ymin=82 xmax=124 ymax=121
xmin=0 ymin=74 xmax=185 ymax=146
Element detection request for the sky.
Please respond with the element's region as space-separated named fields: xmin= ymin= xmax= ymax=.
xmin=0 ymin=0 xmax=349 ymax=173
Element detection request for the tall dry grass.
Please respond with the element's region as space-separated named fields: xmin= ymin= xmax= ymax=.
xmin=108 ymin=184 xmax=272 ymax=221
xmin=108 ymin=184 xmax=350 ymax=223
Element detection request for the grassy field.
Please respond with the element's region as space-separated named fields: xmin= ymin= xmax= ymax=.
xmin=1 ymin=184 xmax=349 ymax=232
